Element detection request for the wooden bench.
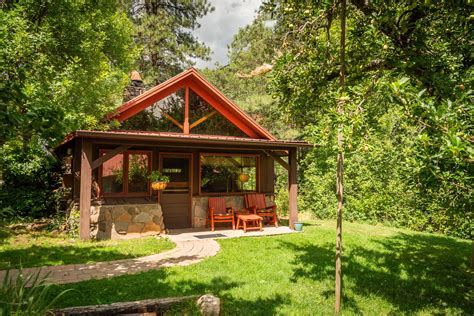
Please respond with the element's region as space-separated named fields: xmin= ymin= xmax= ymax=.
xmin=236 ymin=214 xmax=263 ymax=233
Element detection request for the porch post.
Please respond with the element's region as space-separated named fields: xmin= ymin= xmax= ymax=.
xmin=288 ymin=147 xmax=298 ymax=229
xmin=79 ymin=141 xmax=92 ymax=240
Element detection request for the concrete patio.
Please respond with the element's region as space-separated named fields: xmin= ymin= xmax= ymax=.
xmin=166 ymin=226 xmax=297 ymax=242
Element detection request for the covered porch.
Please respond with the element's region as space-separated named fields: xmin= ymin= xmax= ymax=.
xmin=58 ymin=130 xmax=310 ymax=240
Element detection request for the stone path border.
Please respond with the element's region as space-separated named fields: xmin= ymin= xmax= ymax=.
xmin=0 ymin=239 xmax=219 ymax=285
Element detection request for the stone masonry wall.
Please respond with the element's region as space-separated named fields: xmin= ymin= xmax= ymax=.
xmin=90 ymin=203 xmax=164 ymax=240
xmin=192 ymin=195 xmax=275 ymax=228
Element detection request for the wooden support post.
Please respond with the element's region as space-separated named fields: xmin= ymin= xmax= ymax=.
xmin=288 ymin=148 xmax=298 ymax=229
xmin=79 ymin=141 xmax=92 ymax=240
xmin=184 ymin=86 xmax=190 ymax=134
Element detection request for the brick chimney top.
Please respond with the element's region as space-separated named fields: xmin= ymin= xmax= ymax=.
xmin=130 ymin=70 xmax=142 ymax=82
xmin=124 ymin=71 xmax=145 ymax=102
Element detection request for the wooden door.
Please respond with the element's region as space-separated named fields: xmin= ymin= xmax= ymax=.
xmin=159 ymin=153 xmax=192 ymax=229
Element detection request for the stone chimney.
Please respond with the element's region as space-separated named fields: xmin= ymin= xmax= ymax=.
xmin=123 ymin=70 xmax=146 ymax=102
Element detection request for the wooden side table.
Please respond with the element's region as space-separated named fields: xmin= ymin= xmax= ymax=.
xmin=236 ymin=214 xmax=263 ymax=232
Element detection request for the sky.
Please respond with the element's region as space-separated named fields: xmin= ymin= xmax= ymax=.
xmin=191 ymin=0 xmax=262 ymax=69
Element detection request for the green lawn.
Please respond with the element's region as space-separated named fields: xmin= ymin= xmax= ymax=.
xmin=50 ymin=220 xmax=472 ymax=315
xmin=0 ymin=231 xmax=175 ymax=269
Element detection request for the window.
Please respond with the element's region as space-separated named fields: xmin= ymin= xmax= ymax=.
xmin=119 ymin=87 xmax=249 ymax=137
xmin=100 ymin=150 xmax=151 ymax=196
xmin=121 ymin=88 xmax=185 ymax=132
xmin=101 ymin=153 xmax=124 ymax=194
xmin=200 ymin=154 xmax=258 ymax=194
xmin=189 ymin=89 xmax=248 ymax=137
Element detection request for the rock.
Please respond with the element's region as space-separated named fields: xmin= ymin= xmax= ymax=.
xmin=90 ymin=212 xmax=100 ymax=224
xmin=98 ymin=221 xmax=107 ymax=232
xmin=128 ymin=223 xmax=144 ymax=233
xmin=196 ymin=295 xmax=220 ymax=316
xmin=90 ymin=224 xmax=98 ymax=238
xmin=143 ymin=222 xmax=161 ymax=232
xmin=114 ymin=222 xmax=128 ymax=234
xmin=90 ymin=206 xmax=99 ymax=215
xmin=103 ymin=209 xmax=112 ymax=221
xmin=116 ymin=212 xmax=132 ymax=223
xmin=133 ymin=212 xmax=152 ymax=223
xmin=111 ymin=207 xmax=126 ymax=220
xmin=147 ymin=206 xmax=162 ymax=216
xmin=152 ymin=215 xmax=162 ymax=224
xmin=127 ymin=206 xmax=139 ymax=216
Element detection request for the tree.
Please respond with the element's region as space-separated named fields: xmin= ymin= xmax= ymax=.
xmin=121 ymin=0 xmax=213 ymax=84
xmin=261 ymin=0 xmax=472 ymax=310
xmin=335 ymin=0 xmax=346 ymax=311
xmin=264 ymin=0 xmax=472 ymax=241
xmin=0 ymin=0 xmax=137 ymax=218
xmin=1 ymin=0 xmax=137 ymax=148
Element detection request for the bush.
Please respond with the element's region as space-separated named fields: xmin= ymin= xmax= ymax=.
xmin=0 ymin=139 xmax=62 ymax=220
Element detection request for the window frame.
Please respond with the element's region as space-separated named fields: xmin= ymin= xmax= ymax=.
xmin=99 ymin=149 xmax=152 ymax=197
xmin=198 ymin=152 xmax=260 ymax=196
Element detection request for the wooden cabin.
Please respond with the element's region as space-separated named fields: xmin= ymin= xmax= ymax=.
xmin=56 ymin=68 xmax=311 ymax=240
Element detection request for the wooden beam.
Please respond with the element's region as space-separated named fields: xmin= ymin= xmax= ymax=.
xmin=113 ymin=82 xmax=185 ymax=122
xmin=91 ymin=145 xmax=131 ymax=170
xmin=161 ymin=110 xmax=184 ymax=130
xmin=184 ymin=86 xmax=190 ymax=134
xmin=189 ymin=110 xmax=217 ymax=130
xmin=288 ymin=148 xmax=298 ymax=229
xmin=264 ymin=150 xmax=289 ymax=171
xmin=79 ymin=141 xmax=92 ymax=240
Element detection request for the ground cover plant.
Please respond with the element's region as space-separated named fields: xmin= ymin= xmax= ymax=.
xmin=49 ymin=220 xmax=472 ymax=315
xmin=0 ymin=231 xmax=174 ymax=270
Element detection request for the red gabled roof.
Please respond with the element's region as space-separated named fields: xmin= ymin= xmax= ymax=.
xmin=107 ymin=68 xmax=276 ymax=140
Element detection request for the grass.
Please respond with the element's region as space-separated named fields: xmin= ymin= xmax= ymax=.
xmin=49 ymin=220 xmax=472 ymax=315
xmin=0 ymin=230 xmax=175 ymax=269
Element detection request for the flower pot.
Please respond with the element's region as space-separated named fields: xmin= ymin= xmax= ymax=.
xmin=294 ymin=222 xmax=303 ymax=232
xmin=151 ymin=182 xmax=168 ymax=191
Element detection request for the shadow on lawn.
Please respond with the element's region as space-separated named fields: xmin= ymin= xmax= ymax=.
xmin=281 ymin=232 xmax=473 ymax=314
xmin=0 ymin=244 xmax=147 ymax=270
xmin=52 ymin=269 xmax=288 ymax=315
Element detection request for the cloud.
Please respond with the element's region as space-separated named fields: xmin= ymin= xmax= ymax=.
xmin=191 ymin=0 xmax=262 ymax=69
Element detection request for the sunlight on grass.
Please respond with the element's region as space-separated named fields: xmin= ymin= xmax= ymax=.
xmin=49 ymin=220 xmax=472 ymax=315
xmin=0 ymin=232 xmax=175 ymax=269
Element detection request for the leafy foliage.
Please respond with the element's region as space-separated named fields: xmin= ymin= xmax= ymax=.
xmin=262 ymin=0 xmax=473 ymax=238
xmin=1 ymin=0 xmax=137 ymax=147
xmin=0 ymin=139 xmax=62 ymax=219
xmin=0 ymin=0 xmax=138 ymax=219
xmin=0 ymin=268 xmax=70 ymax=315
xmin=148 ymin=170 xmax=170 ymax=183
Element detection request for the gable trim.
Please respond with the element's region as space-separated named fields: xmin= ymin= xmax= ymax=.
xmin=108 ymin=68 xmax=276 ymax=140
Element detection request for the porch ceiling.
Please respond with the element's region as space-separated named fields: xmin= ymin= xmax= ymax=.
xmin=62 ymin=130 xmax=314 ymax=150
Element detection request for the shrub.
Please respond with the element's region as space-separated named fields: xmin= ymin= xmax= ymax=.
xmin=0 ymin=139 xmax=62 ymax=220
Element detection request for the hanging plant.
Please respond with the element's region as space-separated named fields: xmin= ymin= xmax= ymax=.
xmin=148 ymin=171 xmax=170 ymax=191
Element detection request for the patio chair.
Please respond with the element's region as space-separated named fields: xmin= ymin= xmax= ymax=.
xmin=207 ymin=197 xmax=235 ymax=231
xmin=244 ymin=193 xmax=278 ymax=227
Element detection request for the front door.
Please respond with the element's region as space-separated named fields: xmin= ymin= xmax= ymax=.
xmin=159 ymin=153 xmax=192 ymax=229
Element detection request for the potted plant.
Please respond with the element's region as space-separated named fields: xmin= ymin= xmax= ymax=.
xmin=148 ymin=171 xmax=170 ymax=191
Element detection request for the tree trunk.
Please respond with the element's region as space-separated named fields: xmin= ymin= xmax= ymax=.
xmin=335 ymin=0 xmax=346 ymax=313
